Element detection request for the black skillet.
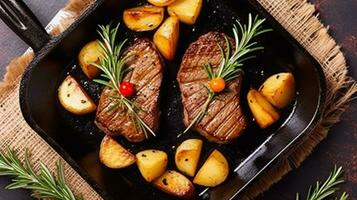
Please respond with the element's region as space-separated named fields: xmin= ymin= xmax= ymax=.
xmin=0 ymin=0 xmax=326 ymax=199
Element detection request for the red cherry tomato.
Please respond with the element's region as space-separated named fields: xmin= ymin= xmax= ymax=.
xmin=119 ymin=82 xmax=136 ymax=97
xmin=209 ymin=77 xmax=226 ymax=93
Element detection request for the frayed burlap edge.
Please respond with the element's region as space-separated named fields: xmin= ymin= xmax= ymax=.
xmin=0 ymin=0 xmax=356 ymax=199
xmin=0 ymin=0 xmax=94 ymax=92
xmin=0 ymin=0 xmax=102 ymax=199
xmin=241 ymin=0 xmax=357 ymax=199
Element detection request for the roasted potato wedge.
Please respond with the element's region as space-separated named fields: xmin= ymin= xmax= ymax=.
xmin=153 ymin=16 xmax=180 ymax=61
xmin=136 ymin=149 xmax=168 ymax=182
xmin=167 ymin=0 xmax=202 ymax=25
xmin=193 ymin=150 xmax=229 ymax=187
xmin=247 ymin=89 xmax=280 ymax=128
xmin=123 ymin=5 xmax=164 ymax=32
xmin=175 ymin=139 xmax=203 ymax=177
xmin=153 ymin=170 xmax=195 ymax=199
xmin=148 ymin=0 xmax=176 ymax=7
xmin=259 ymin=72 xmax=296 ymax=109
xmin=58 ymin=75 xmax=96 ymax=115
xmin=78 ymin=40 xmax=102 ymax=79
xmin=99 ymin=135 xmax=136 ymax=169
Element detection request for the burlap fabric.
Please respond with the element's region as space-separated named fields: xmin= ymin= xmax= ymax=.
xmin=0 ymin=0 xmax=356 ymax=199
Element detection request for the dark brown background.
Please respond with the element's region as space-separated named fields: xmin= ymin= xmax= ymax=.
xmin=0 ymin=0 xmax=355 ymax=199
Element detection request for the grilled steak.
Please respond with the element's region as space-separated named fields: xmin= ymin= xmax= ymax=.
xmin=95 ymin=38 xmax=164 ymax=142
xmin=177 ymin=32 xmax=248 ymax=143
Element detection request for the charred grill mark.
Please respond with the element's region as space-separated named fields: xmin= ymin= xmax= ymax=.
xmin=95 ymin=38 xmax=163 ymax=142
xmin=177 ymin=32 xmax=247 ymax=143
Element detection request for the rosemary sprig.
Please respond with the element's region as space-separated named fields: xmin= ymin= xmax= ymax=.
xmin=92 ymin=23 xmax=155 ymax=138
xmin=183 ymin=87 xmax=215 ymax=133
xmin=339 ymin=192 xmax=349 ymax=200
xmin=296 ymin=166 xmax=349 ymax=200
xmin=204 ymin=14 xmax=271 ymax=81
xmin=184 ymin=14 xmax=271 ymax=133
xmin=0 ymin=148 xmax=82 ymax=200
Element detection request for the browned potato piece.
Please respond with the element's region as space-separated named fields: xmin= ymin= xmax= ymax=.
xmin=123 ymin=5 xmax=164 ymax=32
xmin=58 ymin=75 xmax=96 ymax=115
xmin=247 ymin=89 xmax=280 ymax=128
xmin=167 ymin=0 xmax=202 ymax=25
xmin=259 ymin=72 xmax=296 ymax=109
xmin=153 ymin=170 xmax=195 ymax=199
xmin=136 ymin=150 xmax=168 ymax=182
xmin=78 ymin=40 xmax=102 ymax=79
xmin=175 ymin=139 xmax=203 ymax=177
xmin=99 ymin=135 xmax=136 ymax=168
xmin=148 ymin=0 xmax=176 ymax=7
xmin=153 ymin=16 xmax=180 ymax=61
xmin=193 ymin=150 xmax=229 ymax=187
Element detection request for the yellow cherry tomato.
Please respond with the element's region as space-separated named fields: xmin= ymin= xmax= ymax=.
xmin=209 ymin=77 xmax=226 ymax=93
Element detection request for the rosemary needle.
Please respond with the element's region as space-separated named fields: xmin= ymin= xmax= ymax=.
xmin=184 ymin=14 xmax=271 ymax=133
xmin=0 ymin=148 xmax=82 ymax=200
xmin=92 ymin=23 xmax=155 ymax=138
xmin=296 ymin=166 xmax=348 ymax=200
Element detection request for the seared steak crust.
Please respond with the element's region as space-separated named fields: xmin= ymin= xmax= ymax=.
xmin=95 ymin=38 xmax=164 ymax=142
xmin=177 ymin=32 xmax=248 ymax=143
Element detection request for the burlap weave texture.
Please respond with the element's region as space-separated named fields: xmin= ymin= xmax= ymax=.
xmin=0 ymin=0 xmax=355 ymax=199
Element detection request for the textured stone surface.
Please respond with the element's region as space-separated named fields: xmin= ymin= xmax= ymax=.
xmin=0 ymin=1 xmax=67 ymax=199
xmin=0 ymin=0 xmax=67 ymax=79
xmin=257 ymin=0 xmax=357 ymax=199
xmin=0 ymin=0 xmax=355 ymax=199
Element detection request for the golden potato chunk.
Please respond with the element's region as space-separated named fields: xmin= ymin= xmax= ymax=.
xmin=247 ymin=89 xmax=280 ymax=128
xmin=175 ymin=139 xmax=203 ymax=177
xmin=259 ymin=72 xmax=296 ymax=109
xmin=78 ymin=40 xmax=102 ymax=79
xmin=193 ymin=150 xmax=229 ymax=187
xmin=123 ymin=5 xmax=164 ymax=32
xmin=99 ymin=135 xmax=136 ymax=168
xmin=153 ymin=16 xmax=180 ymax=61
xmin=167 ymin=0 xmax=202 ymax=24
xmin=136 ymin=149 xmax=168 ymax=182
xmin=148 ymin=0 xmax=176 ymax=7
xmin=153 ymin=170 xmax=195 ymax=199
xmin=58 ymin=75 xmax=96 ymax=115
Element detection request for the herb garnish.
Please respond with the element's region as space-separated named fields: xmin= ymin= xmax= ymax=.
xmin=0 ymin=148 xmax=82 ymax=200
xmin=296 ymin=166 xmax=349 ymax=200
xmin=92 ymin=23 xmax=155 ymax=139
xmin=184 ymin=14 xmax=271 ymax=133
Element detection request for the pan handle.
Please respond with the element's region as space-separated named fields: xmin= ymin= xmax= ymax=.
xmin=0 ymin=0 xmax=50 ymax=52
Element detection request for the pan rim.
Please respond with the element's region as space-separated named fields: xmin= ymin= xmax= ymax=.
xmin=18 ymin=0 xmax=327 ymax=199
xmin=206 ymin=0 xmax=327 ymax=198
xmin=19 ymin=0 xmax=112 ymax=199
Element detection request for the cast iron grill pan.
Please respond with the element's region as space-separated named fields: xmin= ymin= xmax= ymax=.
xmin=0 ymin=0 xmax=326 ymax=199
